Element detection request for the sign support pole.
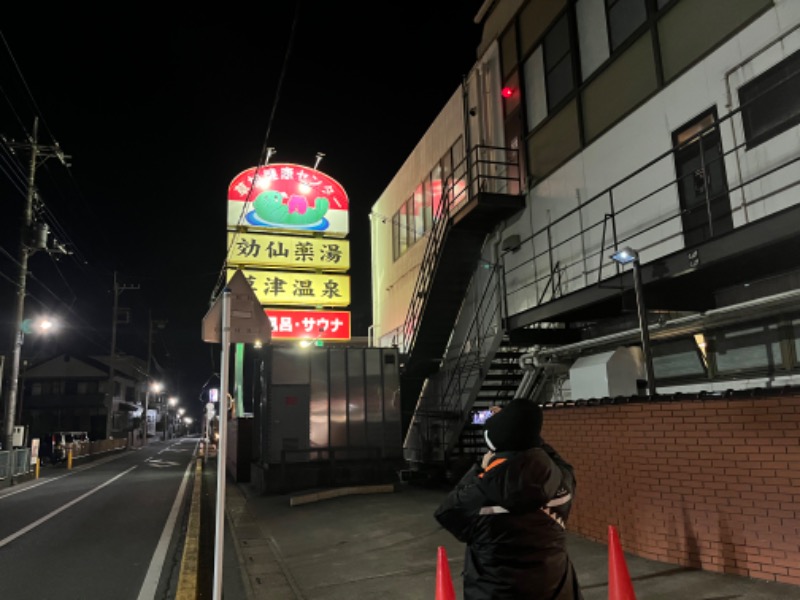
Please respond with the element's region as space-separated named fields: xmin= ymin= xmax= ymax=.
xmin=212 ymin=286 xmax=231 ymax=600
xmin=202 ymin=269 xmax=271 ymax=600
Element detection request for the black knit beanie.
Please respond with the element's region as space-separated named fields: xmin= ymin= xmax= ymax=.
xmin=484 ymin=399 xmax=543 ymax=451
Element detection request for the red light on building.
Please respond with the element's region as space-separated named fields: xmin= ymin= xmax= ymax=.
xmin=501 ymin=86 xmax=515 ymax=98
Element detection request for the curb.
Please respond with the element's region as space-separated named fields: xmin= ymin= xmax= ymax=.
xmin=288 ymin=483 xmax=396 ymax=507
xmin=176 ymin=458 xmax=203 ymax=599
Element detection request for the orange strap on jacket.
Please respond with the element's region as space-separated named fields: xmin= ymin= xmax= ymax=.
xmin=478 ymin=457 xmax=507 ymax=478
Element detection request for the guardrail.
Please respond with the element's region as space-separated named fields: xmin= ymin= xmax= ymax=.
xmin=1 ymin=438 xmax=129 ymax=485
xmin=0 ymin=448 xmax=32 ymax=481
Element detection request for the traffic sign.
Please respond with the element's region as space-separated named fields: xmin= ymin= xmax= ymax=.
xmin=202 ymin=270 xmax=272 ymax=344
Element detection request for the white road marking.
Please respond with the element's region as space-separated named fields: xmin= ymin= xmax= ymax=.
xmin=136 ymin=458 xmax=195 ymax=600
xmin=0 ymin=466 xmax=138 ymax=548
xmin=0 ymin=452 xmax=130 ymax=500
xmin=145 ymin=458 xmax=181 ymax=468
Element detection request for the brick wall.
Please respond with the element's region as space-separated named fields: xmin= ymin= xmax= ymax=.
xmin=541 ymin=394 xmax=800 ymax=586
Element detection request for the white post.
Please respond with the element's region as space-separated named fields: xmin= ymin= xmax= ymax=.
xmin=212 ymin=287 xmax=231 ymax=600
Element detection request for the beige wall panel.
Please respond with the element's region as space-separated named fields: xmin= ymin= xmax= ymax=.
xmin=659 ymin=0 xmax=772 ymax=81
xmin=519 ymin=0 xmax=567 ymax=56
xmin=582 ymin=32 xmax=658 ymax=142
xmin=527 ymin=98 xmax=581 ymax=181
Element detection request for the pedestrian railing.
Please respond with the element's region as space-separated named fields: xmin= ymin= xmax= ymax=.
xmin=0 ymin=448 xmax=33 ymax=482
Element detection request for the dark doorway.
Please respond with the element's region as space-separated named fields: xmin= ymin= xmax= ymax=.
xmin=673 ymin=111 xmax=733 ymax=246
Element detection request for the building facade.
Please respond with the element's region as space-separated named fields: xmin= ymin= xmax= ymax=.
xmin=368 ymin=1 xmax=800 ymax=584
xmin=370 ymin=0 xmax=800 ymax=461
xmin=17 ymin=353 xmax=151 ymax=443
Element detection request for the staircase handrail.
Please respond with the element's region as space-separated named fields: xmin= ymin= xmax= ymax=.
xmin=400 ymin=144 xmax=520 ymax=358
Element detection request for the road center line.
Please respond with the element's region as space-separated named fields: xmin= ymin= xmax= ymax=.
xmin=0 ymin=465 xmax=138 ymax=548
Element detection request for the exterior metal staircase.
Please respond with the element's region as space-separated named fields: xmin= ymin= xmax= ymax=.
xmin=397 ymin=144 xmax=528 ymax=473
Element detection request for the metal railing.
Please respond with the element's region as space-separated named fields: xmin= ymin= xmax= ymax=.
xmin=0 ymin=448 xmax=32 ymax=482
xmin=400 ymin=144 xmax=521 ymax=356
xmin=505 ymin=105 xmax=800 ymax=313
xmin=403 ymin=259 xmax=507 ymax=463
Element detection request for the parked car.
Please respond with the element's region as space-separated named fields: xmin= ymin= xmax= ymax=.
xmin=43 ymin=431 xmax=90 ymax=464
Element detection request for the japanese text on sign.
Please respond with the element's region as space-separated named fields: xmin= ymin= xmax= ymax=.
xmin=228 ymin=268 xmax=350 ymax=307
xmin=227 ymin=232 xmax=350 ymax=271
xmin=265 ymin=309 xmax=351 ymax=341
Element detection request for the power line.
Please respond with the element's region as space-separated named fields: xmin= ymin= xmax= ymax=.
xmin=212 ymin=1 xmax=302 ymax=304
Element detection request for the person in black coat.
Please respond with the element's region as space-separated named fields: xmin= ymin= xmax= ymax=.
xmin=434 ymin=399 xmax=584 ymax=599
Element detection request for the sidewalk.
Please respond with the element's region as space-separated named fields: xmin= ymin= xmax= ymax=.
xmin=223 ymin=480 xmax=800 ymax=600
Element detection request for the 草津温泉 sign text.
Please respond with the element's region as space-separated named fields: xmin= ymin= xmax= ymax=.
xmin=227 ymin=268 xmax=350 ymax=307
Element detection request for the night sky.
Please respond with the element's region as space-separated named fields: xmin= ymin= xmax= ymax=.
xmin=0 ymin=3 xmax=483 ymax=414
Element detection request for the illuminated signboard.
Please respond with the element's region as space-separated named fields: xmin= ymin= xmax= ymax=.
xmin=227 ymin=163 xmax=349 ymax=237
xmin=266 ymin=308 xmax=351 ymax=341
xmin=226 ymin=232 xmax=350 ymax=271
xmin=228 ymin=268 xmax=350 ymax=307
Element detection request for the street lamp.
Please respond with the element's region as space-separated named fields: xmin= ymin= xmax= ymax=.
xmin=610 ymin=246 xmax=656 ymax=397
xmin=3 ymin=315 xmax=58 ymax=451
xmin=165 ymin=396 xmax=178 ymax=440
xmin=176 ymin=408 xmax=185 ymax=438
xmin=143 ymin=381 xmax=162 ymax=445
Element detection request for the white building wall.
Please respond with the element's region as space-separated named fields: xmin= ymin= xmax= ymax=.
xmin=504 ymin=1 xmax=800 ymax=318
xmin=371 ymin=0 xmax=799 ymax=352
xmin=370 ymin=43 xmax=506 ymax=347
xmin=370 ymin=89 xmax=464 ymax=348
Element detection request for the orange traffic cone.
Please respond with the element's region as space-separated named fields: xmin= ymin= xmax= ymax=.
xmin=608 ymin=525 xmax=637 ymax=600
xmin=436 ymin=546 xmax=456 ymax=600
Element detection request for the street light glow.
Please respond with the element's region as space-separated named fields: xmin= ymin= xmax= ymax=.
xmin=4 ymin=313 xmax=60 ymax=451
xmin=610 ymin=246 xmax=639 ymax=265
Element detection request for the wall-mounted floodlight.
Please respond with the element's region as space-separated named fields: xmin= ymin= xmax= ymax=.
xmin=610 ymin=246 xmax=639 ymax=265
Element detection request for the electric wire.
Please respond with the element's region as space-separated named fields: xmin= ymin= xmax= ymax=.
xmin=0 ymin=27 xmax=136 ymax=359
xmin=210 ymin=0 xmax=302 ymax=305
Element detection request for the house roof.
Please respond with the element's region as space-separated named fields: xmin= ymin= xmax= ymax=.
xmin=23 ymin=354 xmax=145 ymax=382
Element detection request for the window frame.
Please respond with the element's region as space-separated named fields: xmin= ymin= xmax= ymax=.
xmin=738 ymin=49 xmax=800 ymax=150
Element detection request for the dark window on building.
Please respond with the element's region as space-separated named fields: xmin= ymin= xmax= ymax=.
xmin=606 ymin=0 xmax=647 ymax=51
xmin=738 ymin=49 xmax=800 ymax=149
xmin=711 ymin=323 xmax=783 ymax=373
xmin=391 ymin=214 xmax=397 ymax=260
xmin=544 ymin=13 xmax=574 ymax=111
xmin=405 ymin=197 xmax=416 ymax=247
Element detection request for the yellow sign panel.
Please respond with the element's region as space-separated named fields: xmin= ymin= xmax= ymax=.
xmin=228 ymin=268 xmax=350 ymax=307
xmin=226 ymin=232 xmax=350 ymax=271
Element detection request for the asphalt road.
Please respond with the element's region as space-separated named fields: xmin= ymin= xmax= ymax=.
xmin=0 ymin=438 xmax=200 ymax=600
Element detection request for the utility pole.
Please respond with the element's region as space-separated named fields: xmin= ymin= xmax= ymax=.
xmin=144 ymin=312 xmax=167 ymax=445
xmin=107 ymin=272 xmax=139 ymax=440
xmin=3 ymin=117 xmax=69 ymax=454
